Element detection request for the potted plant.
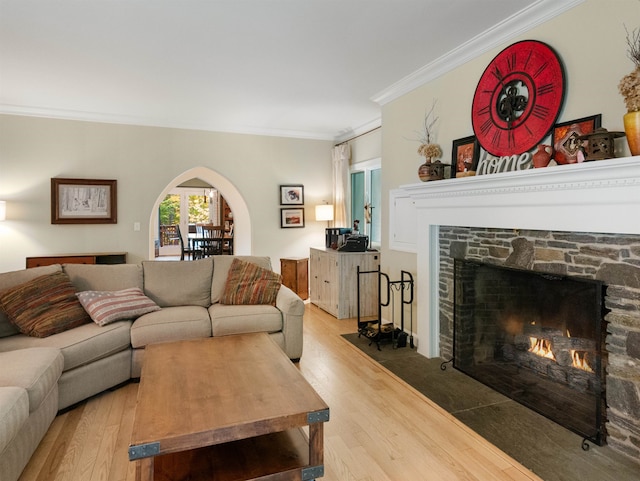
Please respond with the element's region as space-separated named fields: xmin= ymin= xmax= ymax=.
xmin=619 ymin=26 xmax=640 ymax=155
xmin=415 ymin=101 xmax=444 ymax=181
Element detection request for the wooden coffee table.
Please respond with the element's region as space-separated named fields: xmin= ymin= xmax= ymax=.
xmin=129 ymin=333 xmax=329 ymax=481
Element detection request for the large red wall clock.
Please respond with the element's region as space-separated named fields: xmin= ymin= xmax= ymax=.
xmin=471 ymin=40 xmax=565 ymax=157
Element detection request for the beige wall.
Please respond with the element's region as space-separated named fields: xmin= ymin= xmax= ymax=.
xmin=0 ymin=115 xmax=333 ymax=273
xmin=380 ymin=0 xmax=639 ymax=343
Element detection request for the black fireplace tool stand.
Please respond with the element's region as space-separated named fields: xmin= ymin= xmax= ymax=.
xmin=356 ymin=266 xmax=414 ymax=350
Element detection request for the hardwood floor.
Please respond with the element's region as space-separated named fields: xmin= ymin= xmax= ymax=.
xmin=19 ymin=304 xmax=542 ymax=481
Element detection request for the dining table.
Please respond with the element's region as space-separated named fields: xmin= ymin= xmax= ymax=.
xmin=188 ymin=234 xmax=233 ymax=257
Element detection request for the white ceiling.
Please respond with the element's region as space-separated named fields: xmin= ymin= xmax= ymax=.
xmin=0 ymin=0 xmax=580 ymax=141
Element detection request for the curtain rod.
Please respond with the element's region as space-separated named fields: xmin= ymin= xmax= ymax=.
xmin=334 ymin=126 xmax=381 ymax=147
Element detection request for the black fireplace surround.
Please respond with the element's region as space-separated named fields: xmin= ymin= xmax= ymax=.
xmin=453 ymin=259 xmax=607 ymax=445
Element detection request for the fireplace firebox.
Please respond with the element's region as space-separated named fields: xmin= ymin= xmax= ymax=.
xmin=453 ymin=259 xmax=607 ymax=445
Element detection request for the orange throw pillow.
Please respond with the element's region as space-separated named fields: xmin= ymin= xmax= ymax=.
xmin=0 ymin=271 xmax=90 ymax=337
xmin=221 ymin=258 xmax=282 ymax=305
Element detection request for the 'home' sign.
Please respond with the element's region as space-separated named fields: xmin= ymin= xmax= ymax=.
xmin=476 ymin=150 xmax=533 ymax=175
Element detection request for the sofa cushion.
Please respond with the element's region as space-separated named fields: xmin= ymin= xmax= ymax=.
xmin=0 ymin=321 xmax=132 ymax=372
xmin=0 ymin=271 xmax=90 ymax=338
xmin=64 ymin=263 xmax=143 ymax=291
xmin=0 ymin=264 xmax=62 ymax=338
xmin=77 ymin=288 xmax=160 ymax=326
xmin=211 ymin=256 xmax=272 ymax=304
xmin=0 ymin=386 xmax=29 ymax=455
xmin=209 ymin=304 xmax=282 ymax=336
xmin=142 ymin=258 xmax=213 ymax=307
xmin=221 ymin=258 xmax=281 ymax=306
xmin=0 ymin=348 xmax=63 ymax=412
xmin=130 ymin=306 xmax=211 ymax=348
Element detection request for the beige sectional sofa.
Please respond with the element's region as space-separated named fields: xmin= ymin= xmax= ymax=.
xmin=0 ymin=255 xmax=304 ymax=481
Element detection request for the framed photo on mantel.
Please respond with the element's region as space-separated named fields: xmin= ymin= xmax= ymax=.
xmin=451 ymin=135 xmax=480 ymax=178
xmin=51 ymin=178 xmax=117 ymax=224
xmin=552 ymin=114 xmax=602 ymax=165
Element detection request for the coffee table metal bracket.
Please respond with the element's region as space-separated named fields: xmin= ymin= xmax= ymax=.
xmin=128 ymin=442 xmax=160 ymax=460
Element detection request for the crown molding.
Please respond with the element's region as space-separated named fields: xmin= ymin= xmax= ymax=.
xmin=0 ymin=104 xmax=338 ymax=141
xmin=333 ymin=117 xmax=382 ymax=144
xmin=371 ymin=0 xmax=585 ymax=106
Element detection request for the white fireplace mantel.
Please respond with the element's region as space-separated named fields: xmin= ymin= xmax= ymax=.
xmin=391 ymin=156 xmax=640 ymax=358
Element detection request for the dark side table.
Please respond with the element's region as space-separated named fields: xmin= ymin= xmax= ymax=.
xmin=280 ymin=257 xmax=309 ymax=300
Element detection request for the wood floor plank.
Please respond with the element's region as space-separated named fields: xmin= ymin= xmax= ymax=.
xmin=19 ymin=303 xmax=542 ymax=481
xmin=107 ymin=383 xmax=138 ymax=481
xmin=16 ymin=410 xmax=67 ymax=480
xmin=35 ymin=406 xmax=85 ymax=481
xmin=88 ymin=386 xmax=129 ymax=481
xmin=55 ymin=394 xmax=106 ymax=481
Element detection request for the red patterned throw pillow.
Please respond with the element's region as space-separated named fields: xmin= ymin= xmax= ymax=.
xmin=77 ymin=287 xmax=161 ymax=326
xmin=221 ymin=258 xmax=282 ymax=305
xmin=0 ymin=271 xmax=90 ymax=338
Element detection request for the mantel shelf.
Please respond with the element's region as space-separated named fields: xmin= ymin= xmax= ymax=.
xmin=392 ymin=155 xmax=640 ymax=238
xmin=400 ymin=155 xmax=640 ymax=202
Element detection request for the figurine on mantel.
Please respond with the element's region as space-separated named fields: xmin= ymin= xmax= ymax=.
xmin=532 ymin=144 xmax=554 ymax=168
xmin=578 ymin=127 xmax=626 ymax=161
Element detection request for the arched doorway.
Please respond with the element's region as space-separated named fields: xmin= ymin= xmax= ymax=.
xmin=148 ymin=167 xmax=251 ymax=259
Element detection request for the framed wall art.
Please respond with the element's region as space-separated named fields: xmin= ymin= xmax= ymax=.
xmin=279 ymin=185 xmax=304 ymax=205
xmin=51 ymin=178 xmax=117 ymax=224
xmin=280 ymin=208 xmax=305 ymax=228
xmin=451 ymin=135 xmax=480 ymax=178
xmin=552 ymin=114 xmax=602 ymax=164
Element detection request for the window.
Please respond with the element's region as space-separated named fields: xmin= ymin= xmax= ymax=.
xmin=350 ymin=158 xmax=381 ymax=247
xmin=157 ymin=189 xmax=218 ymax=256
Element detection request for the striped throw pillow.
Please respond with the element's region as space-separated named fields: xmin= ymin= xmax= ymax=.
xmin=221 ymin=258 xmax=282 ymax=305
xmin=0 ymin=271 xmax=90 ymax=338
xmin=76 ymin=287 xmax=160 ymax=326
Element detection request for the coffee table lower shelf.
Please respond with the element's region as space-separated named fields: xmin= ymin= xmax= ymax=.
xmin=134 ymin=427 xmax=323 ymax=481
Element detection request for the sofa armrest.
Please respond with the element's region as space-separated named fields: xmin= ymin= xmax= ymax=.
xmin=275 ymin=285 xmax=304 ymax=360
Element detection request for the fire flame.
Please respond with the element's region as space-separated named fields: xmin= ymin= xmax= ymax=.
xmin=528 ymin=335 xmax=594 ymax=373
xmin=529 ymin=338 xmax=556 ymax=360
xmin=570 ymin=350 xmax=594 ymax=373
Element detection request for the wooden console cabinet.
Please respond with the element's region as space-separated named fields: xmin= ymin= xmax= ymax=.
xmin=26 ymin=252 xmax=127 ymax=268
xmin=280 ymin=257 xmax=309 ymax=300
xmin=310 ymin=248 xmax=379 ymax=319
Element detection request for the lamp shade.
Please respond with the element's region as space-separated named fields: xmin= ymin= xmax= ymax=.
xmin=0 ymin=201 xmax=5 ymax=221
xmin=315 ymin=204 xmax=334 ymax=221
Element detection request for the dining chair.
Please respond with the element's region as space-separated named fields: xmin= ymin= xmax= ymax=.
xmin=176 ymin=224 xmax=202 ymax=260
xmin=201 ymin=225 xmax=225 ymax=257
xmin=222 ymin=224 xmax=234 ymax=255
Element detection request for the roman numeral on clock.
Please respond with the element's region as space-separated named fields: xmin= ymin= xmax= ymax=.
xmin=533 ymin=61 xmax=548 ymax=78
xmin=491 ymin=65 xmax=503 ymax=82
xmin=524 ymin=50 xmax=533 ymax=70
xmin=476 ymin=105 xmax=490 ymax=116
xmin=507 ymin=51 xmax=517 ymax=71
xmin=532 ymin=104 xmax=550 ymax=120
xmin=480 ymin=118 xmax=493 ymax=135
xmin=538 ymin=83 xmax=554 ymax=95
xmin=492 ymin=130 xmax=501 ymax=147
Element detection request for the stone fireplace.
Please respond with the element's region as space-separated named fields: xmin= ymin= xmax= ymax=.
xmin=397 ymin=155 xmax=640 ymax=461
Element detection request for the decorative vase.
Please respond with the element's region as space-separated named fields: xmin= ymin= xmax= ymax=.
xmin=418 ymin=161 xmax=432 ymax=182
xmin=623 ymin=111 xmax=640 ymax=156
xmin=418 ymin=158 xmax=445 ymax=181
xmin=532 ymin=144 xmax=553 ymax=168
